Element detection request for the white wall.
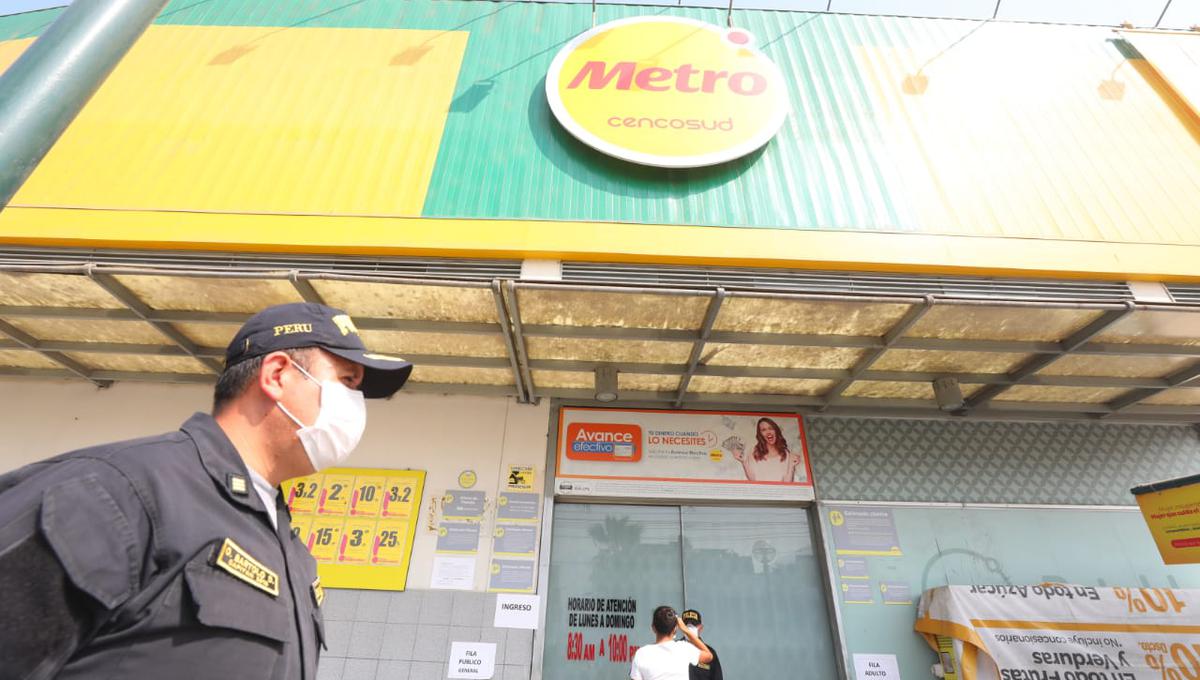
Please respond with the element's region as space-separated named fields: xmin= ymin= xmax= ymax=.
xmin=0 ymin=377 xmax=551 ymax=591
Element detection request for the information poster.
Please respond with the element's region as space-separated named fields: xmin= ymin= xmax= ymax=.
xmin=556 ymin=407 xmax=813 ymax=502
xmin=283 ymin=467 xmax=425 ymax=591
xmin=487 ymin=465 xmax=542 ymax=594
xmin=1132 ymin=473 xmax=1200 ymax=565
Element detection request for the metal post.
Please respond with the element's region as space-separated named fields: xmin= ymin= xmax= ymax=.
xmin=0 ymin=0 xmax=170 ymax=210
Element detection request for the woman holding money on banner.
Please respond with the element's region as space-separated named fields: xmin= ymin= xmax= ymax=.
xmin=725 ymin=417 xmax=803 ymax=482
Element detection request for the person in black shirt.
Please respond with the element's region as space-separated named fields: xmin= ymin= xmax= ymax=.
xmin=0 ymin=303 xmax=413 ymax=680
xmin=681 ymin=609 xmax=724 ymax=680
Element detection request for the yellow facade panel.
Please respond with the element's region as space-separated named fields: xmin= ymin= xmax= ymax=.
xmin=3 ymin=25 xmax=469 ymax=218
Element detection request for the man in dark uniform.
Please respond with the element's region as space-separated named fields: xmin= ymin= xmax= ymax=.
xmin=681 ymin=609 xmax=724 ymax=680
xmin=0 ymin=303 xmax=413 ymax=680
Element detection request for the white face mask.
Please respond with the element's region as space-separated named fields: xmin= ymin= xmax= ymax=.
xmin=276 ymin=362 xmax=367 ymax=472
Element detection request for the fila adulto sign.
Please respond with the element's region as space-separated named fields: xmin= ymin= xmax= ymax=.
xmin=546 ymin=17 xmax=789 ymax=168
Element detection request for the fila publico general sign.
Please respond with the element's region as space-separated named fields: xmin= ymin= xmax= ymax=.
xmin=546 ymin=17 xmax=790 ymax=168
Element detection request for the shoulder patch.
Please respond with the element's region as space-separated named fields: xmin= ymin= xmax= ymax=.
xmin=212 ymin=538 xmax=279 ymax=597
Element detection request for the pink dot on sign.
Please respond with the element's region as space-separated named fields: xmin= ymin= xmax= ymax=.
xmin=728 ymin=30 xmax=750 ymax=45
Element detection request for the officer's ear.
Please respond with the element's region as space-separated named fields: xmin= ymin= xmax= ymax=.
xmin=258 ymin=352 xmax=294 ymax=402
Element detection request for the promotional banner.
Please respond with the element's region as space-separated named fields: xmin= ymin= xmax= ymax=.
xmin=555 ymin=407 xmax=813 ymax=501
xmin=916 ymin=585 xmax=1200 ymax=680
xmin=283 ymin=467 xmax=425 ymax=590
xmin=1132 ymin=473 xmax=1200 ymax=565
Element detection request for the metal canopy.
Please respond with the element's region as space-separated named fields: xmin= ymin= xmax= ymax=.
xmin=0 ymin=250 xmax=1198 ymax=423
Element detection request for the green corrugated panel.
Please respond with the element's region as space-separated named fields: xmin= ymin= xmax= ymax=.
xmin=0 ymin=7 xmax=66 ymax=41
xmin=3 ymin=0 xmax=1198 ymax=244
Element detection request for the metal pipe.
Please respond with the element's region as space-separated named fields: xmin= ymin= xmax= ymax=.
xmin=492 ymin=279 xmax=530 ymax=404
xmin=0 ymin=0 xmax=171 ymax=209
xmin=503 ymin=280 xmax=537 ymax=403
xmin=674 ymin=287 xmax=725 ymax=408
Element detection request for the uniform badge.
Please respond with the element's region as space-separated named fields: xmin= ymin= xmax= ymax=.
xmin=312 ymin=577 xmax=325 ymax=607
xmin=228 ymin=474 xmax=249 ymax=496
xmin=212 ymin=538 xmax=280 ymax=597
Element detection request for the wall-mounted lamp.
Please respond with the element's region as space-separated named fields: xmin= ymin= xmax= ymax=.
xmin=594 ymin=365 xmax=618 ymax=403
xmin=933 ymin=377 xmax=964 ymax=412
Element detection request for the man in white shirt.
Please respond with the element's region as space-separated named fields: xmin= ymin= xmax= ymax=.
xmin=630 ymin=605 xmax=714 ymax=680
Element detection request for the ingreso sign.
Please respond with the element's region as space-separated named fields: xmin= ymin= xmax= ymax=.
xmin=546 ymin=17 xmax=789 ymax=168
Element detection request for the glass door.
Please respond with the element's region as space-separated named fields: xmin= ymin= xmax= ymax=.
xmin=680 ymin=505 xmax=837 ymax=679
xmin=544 ymin=504 xmax=685 ymax=680
xmin=544 ymin=503 xmax=837 ymax=679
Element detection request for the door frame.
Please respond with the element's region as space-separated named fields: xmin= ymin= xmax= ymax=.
xmin=531 ymin=399 xmax=850 ymax=680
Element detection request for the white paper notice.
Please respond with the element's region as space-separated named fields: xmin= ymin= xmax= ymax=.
xmin=430 ymin=555 xmax=476 ymax=590
xmin=448 ymin=641 xmax=496 ymax=679
xmin=853 ymin=654 xmax=901 ymax=680
xmin=493 ymin=594 xmax=540 ymax=629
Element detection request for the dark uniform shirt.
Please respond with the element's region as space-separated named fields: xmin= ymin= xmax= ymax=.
xmin=0 ymin=413 xmax=324 ymax=680
xmin=690 ymin=641 xmax=723 ymax=680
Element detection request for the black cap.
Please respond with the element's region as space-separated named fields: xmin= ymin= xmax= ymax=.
xmin=681 ymin=609 xmax=702 ymax=626
xmin=225 ymin=302 xmax=413 ymax=399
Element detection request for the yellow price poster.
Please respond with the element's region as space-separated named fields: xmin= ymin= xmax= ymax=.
xmin=339 ymin=519 xmax=377 ymax=564
xmin=382 ymin=476 xmax=417 ymax=519
xmin=1133 ymin=473 xmax=1200 ymax=565
xmin=316 ymin=473 xmax=355 ymax=515
xmin=283 ymin=467 xmax=425 ymax=590
xmin=349 ymin=476 xmax=386 ymax=517
xmin=306 ymin=517 xmax=344 ymax=562
xmin=287 ymin=477 xmax=321 ymax=514
xmin=373 ymin=521 xmax=410 ymax=565
xmin=290 ymin=515 xmax=313 ymax=544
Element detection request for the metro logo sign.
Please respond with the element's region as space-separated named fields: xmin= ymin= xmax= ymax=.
xmin=546 ymin=17 xmax=789 ymax=168
xmin=565 ymin=422 xmax=643 ymax=462
xmin=566 ymin=62 xmax=768 ymax=96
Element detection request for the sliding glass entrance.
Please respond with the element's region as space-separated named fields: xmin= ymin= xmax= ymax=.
xmin=544 ymin=503 xmax=837 ymax=679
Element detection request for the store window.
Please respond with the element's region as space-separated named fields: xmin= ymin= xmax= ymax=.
xmin=544 ymin=503 xmax=837 ymax=679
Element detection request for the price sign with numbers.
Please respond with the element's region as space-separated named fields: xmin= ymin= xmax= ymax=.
xmin=283 ymin=467 xmax=425 ymax=591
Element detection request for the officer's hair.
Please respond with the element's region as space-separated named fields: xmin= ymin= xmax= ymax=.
xmin=651 ymin=606 xmax=677 ymax=636
xmin=212 ymin=348 xmax=315 ymax=414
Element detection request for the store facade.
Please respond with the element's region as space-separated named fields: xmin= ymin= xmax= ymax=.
xmin=1 ymin=1 xmax=1200 ymax=679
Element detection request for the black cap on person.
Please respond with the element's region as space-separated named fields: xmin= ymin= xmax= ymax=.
xmin=225 ymin=302 xmax=413 ymax=399
xmin=681 ymin=609 xmax=702 ymax=626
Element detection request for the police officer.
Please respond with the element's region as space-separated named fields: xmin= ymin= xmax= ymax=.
xmin=0 ymin=302 xmax=413 ymax=680
xmin=681 ymin=609 xmax=724 ymax=680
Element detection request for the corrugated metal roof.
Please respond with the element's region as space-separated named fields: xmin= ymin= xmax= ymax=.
xmin=0 ymin=1 xmax=1197 ymax=250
